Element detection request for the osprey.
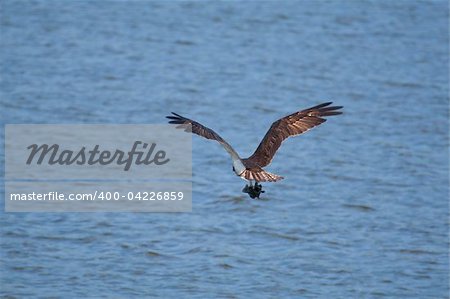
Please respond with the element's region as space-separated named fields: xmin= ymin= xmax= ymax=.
xmin=167 ymin=102 xmax=343 ymax=199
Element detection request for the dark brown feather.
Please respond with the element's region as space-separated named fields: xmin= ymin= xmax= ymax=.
xmin=166 ymin=112 xmax=225 ymax=143
xmin=243 ymin=102 xmax=343 ymax=168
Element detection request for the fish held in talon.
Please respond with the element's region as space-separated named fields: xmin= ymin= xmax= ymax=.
xmin=241 ymin=183 xmax=264 ymax=199
xmin=242 ymin=185 xmax=250 ymax=193
xmin=167 ymin=102 xmax=343 ymax=199
xmin=246 ymin=183 xmax=265 ymax=199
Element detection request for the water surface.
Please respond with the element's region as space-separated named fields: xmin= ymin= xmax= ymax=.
xmin=1 ymin=1 xmax=448 ymax=298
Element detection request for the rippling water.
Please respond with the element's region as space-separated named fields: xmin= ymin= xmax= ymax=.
xmin=1 ymin=1 xmax=448 ymax=298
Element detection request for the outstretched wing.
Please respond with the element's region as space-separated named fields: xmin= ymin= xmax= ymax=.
xmin=244 ymin=102 xmax=343 ymax=167
xmin=166 ymin=112 xmax=240 ymax=161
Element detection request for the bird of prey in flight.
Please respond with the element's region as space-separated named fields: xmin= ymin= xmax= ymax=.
xmin=167 ymin=102 xmax=343 ymax=199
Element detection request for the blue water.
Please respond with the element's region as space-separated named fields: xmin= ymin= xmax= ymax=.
xmin=1 ymin=1 xmax=448 ymax=298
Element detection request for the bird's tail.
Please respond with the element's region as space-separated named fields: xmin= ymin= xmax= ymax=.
xmin=241 ymin=169 xmax=284 ymax=182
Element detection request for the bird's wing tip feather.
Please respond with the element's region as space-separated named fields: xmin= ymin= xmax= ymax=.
xmin=171 ymin=112 xmax=181 ymax=117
